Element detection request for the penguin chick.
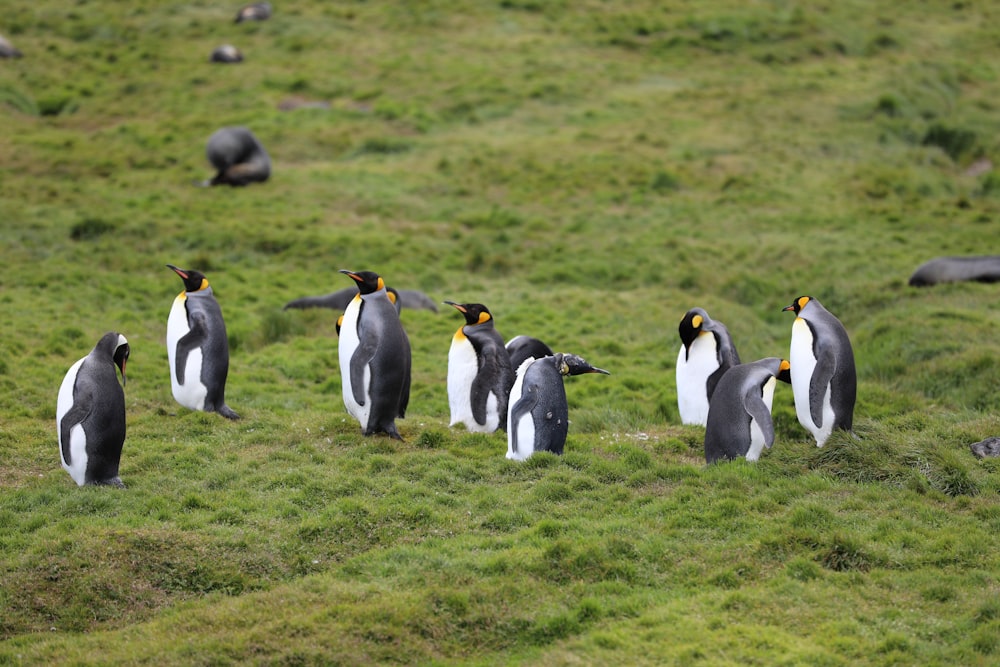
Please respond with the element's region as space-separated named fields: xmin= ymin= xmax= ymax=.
xmin=676 ymin=307 xmax=741 ymax=426
xmin=507 ymin=353 xmax=609 ymax=461
xmin=338 ymin=270 xmax=412 ymax=439
xmin=445 ymin=301 xmax=515 ymax=433
xmin=166 ymin=264 xmax=239 ymax=420
xmin=703 ymin=358 xmax=791 ymax=464
xmin=783 ymin=296 xmax=856 ymax=446
xmin=505 ymin=335 xmax=554 ymax=374
xmin=57 ymin=332 xmax=130 ymax=487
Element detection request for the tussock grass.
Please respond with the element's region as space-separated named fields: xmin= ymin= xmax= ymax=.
xmin=2 ymin=0 xmax=1000 ymax=664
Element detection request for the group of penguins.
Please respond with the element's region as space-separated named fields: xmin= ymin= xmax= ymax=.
xmin=56 ymin=263 xmax=857 ymax=488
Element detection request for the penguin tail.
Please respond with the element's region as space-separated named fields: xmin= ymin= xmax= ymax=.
xmin=217 ymin=405 xmax=241 ymax=420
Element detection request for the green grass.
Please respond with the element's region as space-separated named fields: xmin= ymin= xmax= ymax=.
xmin=2 ymin=0 xmax=1000 ymax=664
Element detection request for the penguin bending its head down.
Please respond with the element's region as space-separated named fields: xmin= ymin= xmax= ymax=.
xmin=57 ymin=332 xmax=130 ymax=487
xmin=676 ymin=307 xmax=741 ymax=426
xmin=445 ymin=301 xmax=515 ymax=433
xmin=204 ymin=126 xmax=271 ymax=187
xmin=505 ymin=335 xmax=554 ymax=374
xmin=703 ymin=358 xmax=791 ymax=464
xmin=507 ymin=353 xmax=609 ymax=461
xmin=235 ymin=2 xmax=272 ymax=22
xmin=338 ymin=270 xmax=412 ymax=439
xmin=783 ymin=296 xmax=856 ymax=446
xmin=210 ymin=44 xmax=243 ymax=63
xmin=166 ymin=264 xmax=239 ymax=420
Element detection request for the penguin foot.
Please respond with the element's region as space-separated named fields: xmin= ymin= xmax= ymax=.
xmin=217 ymin=405 xmax=240 ymax=420
xmin=365 ymin=425 xmax=404 ymax=441
xmin=91 ymin=477 xmax=126 ymax=489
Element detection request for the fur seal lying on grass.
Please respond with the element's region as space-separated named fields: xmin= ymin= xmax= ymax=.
xmin=235 ymin=2 xmax=272 ymax=23
xmin=0 ymin=34 xmax=22 ymax=58
xmin=284 ymin=287 xmax=438 ymax=312
xmin=908 ymin=256 xmax=1000 ymax=287
xmin=203 ymin=126 xmax=270 ymax=187
xmin=210 ymin=45 xmax=243 ymax=63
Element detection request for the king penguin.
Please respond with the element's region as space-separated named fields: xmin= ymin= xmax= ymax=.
xmin=676 ymin=307 xmax=741 ymax=426
xmin=166 ymin=264 xmax=239 ymax=420
xmin=782 ymin=295 xmax=856 ymax=446
xmin=445 ymin=301 xmax=515 ymax=433
xmin=507 ymin=353 xmax=609 ymax=461
xmin=505 ymin=335 xmax=554 ymax=374
xmin=57 ymin=332 xmax=130 ymax=487
xmin=703 ymin=357 xmax=791 ymax=464
xmin=338 ymin=270 xmax=412 ymax=439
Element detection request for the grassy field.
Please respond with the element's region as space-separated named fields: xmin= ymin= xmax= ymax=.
xmin=2 ymin=0 xmax=1000 ymax=664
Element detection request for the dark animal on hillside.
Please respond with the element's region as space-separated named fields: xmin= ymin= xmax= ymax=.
xmin=203 ymin=127 xmax=271 ymax=187
xmin=235 ymin=2 xmax=272 ymax=22
xmin=0 ymin=35 xmax=22 ymax=58
xmin=210 ymin=45 xmax=243 ymax=63
xmin=970 ymin=437 xmax=1000 ymax=459
xmin=908 ymin=256 xmax=1000 ymax=287
xmin=284 ymin=287 xmax=437 ymax=313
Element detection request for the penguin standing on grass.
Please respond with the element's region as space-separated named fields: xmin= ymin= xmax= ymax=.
xmin=166 ymin=264 xmax=239 ymax=420
xmin=782 ymin=295 xmax=856 ymax=446
xmin=445 ymin=301 xmax=515 ymax=433
xmin=676 ymin=307 xmax=741 ymax=426
xmin=507 ymin=353 xmax=609 ymax=461
xmin=57 ymin=332 xmax=130 ymax=487
xmin=338 ymin=270 xmax=411 ymax=439
xmin=703 ymin=357 xmax=790 ymax=464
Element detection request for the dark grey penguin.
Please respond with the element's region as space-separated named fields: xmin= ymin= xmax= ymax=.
xmin=166 ymin=264 xmax=239 ymax=420
xmin=506 ymin=353 xmax=609 ymax=461
xmin=505 ymin=335 xmax=554 ymax=374
xmin=338 ymin=270 xmax=412 ymax=439
xmin=783 ymin=296 xmax=856 ymax=446
xmin=203 ymin=126 xmax=271 ymax=187
xmin=210 ymin=44 xmax=243 ymax=63
xmin=676 ymin=307 xmax=741 ymax=426
xmin=235 ymin=2 xmax=272 ymax=22
xmin=284 ymin=287 xmax=437 ymax=312
xmin=445 ymin=301 xmax=515 ymax=433
xmin=56 ymin=332 xmax=130 ymax=487
xmin=703 ymin=357 xmax=791 ymax=464
xmin=908 ymin=256 xmax=1000 ymax=287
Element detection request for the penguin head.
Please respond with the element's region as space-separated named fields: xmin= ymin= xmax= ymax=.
xmin=777 ymin=358 xmax=791 ymax=384
xmin=678 ymin=307 xmax=709 ymax=349
xmin=98 ymin=331 xmax=130 ymax=387
xmin=782 ymin=295 xmax=813 ymax=315
xmin=556 ymin=353 xmax=611 ymax=377
xmin=340 ymin=270 xmax=385 ymax=295
xmin=167 ymin=264 xmax=210 ymax=292
xmin=444 ymin=301 xmax=493 ymax=327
